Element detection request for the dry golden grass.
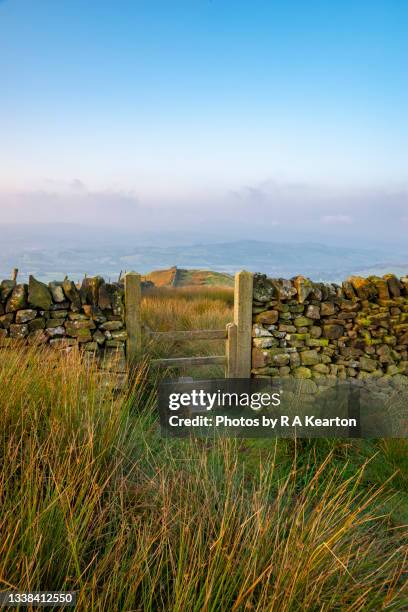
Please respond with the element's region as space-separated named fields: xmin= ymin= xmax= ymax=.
xmin=0 ymin=346 xmax=407 ymax=610
xmin=141 ymin=286 xmax=233 ymax=378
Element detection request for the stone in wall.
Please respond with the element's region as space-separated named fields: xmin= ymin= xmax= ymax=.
xmin=28 ymin=276 xmax=52 ymax=310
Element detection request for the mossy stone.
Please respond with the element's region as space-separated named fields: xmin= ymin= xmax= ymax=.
xmin=28 ymin=276 xmax=52 ymax=310
xmin=6 ymin=284 xmax=28 ymax=313
xmin=293 ymin=366 xmax=312 ymax=379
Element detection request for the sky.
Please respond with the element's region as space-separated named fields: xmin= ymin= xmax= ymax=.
xmin=1 ymin=0 xmax=407 ymax=245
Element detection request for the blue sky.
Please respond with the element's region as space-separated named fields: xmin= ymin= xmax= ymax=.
xmin=1 ymin=0 xmax=407 ymax=243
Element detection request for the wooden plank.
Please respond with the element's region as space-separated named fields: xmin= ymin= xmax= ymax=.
xmin=234 ymin=270 xmax=253 ymax=378
xmin=148 ymin=329 xmax=226 ymax=341
xmin=151 ymin=356 xmax=225 ymax=368
xmin=225 ymin=322 xmax=238 ymax=378
xmin=124 ymin=272 xmax=142 ymax=363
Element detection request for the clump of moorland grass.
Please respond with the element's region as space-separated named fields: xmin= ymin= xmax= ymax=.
xmin=0 ymin=346 xmax=407 ymax=610
xmin=141 ymin=286 xmax=233 ymax=378
xmin=143 ymin=285 xmax=234 ymax=305
xmin=141 ymin=286 xmax=233 ymax=333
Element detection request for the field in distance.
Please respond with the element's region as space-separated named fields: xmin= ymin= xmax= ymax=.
xmin=142 ymin=266 xmax=234 ymax=288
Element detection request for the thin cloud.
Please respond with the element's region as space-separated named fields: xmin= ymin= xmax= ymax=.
xmin=321 ymin=215 xmax=353 ymax=225
xmin=1 ymin=178 xmax=408 ymax=248
xmin=0 ymin=182 xmax=140 ymax=227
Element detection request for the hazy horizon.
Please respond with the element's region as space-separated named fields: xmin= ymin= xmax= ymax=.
xmin=1 ymin=226 xmax=407 ymax=284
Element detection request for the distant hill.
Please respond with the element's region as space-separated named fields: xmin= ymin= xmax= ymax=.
xmin=142 ymin=266 xmax=234 ymax=288
xmin=1 ymin=226 xmax=407 ymax=283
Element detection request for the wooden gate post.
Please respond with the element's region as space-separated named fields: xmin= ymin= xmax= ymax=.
xmin=233 ymin=270 xmax=253 ymax=378
xmin=225 ymin=322 xmax=237 ymax=378
xmin=124 ymin=272 xmax=142 ymax=364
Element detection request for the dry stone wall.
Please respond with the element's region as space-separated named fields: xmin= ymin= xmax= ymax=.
xmin=252 ymin=273 xmax=408 ymax=385
xmin=0 ymin=275 xmax=127 ymax=373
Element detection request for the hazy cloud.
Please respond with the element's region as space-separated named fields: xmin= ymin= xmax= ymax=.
xmin=321 ymin=215 xmax=353 ymax=225
xmin=0 ymin=181 xmax=140 ymax=227
xmin=227 ymin=179 xmax=408 ymax=246
xmin=70 ymin=179 xmax=87 ymax=193
xmin=1 ymin=178 xmax=408 ymax=249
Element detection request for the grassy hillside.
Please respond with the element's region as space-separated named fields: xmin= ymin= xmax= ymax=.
xmin=142 ymin=266 xmax=234 ymax=288
xmin=0 ymin=287 xmax=407 ymax=610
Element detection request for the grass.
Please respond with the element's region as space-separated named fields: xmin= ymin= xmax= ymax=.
xmin=0 ymin=286 xmax=407 ymax=610
xmin=141 ymin=286 xmax=233 ymax=378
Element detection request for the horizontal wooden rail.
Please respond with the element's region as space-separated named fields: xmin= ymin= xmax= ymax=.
xmin=151 ymin=355 xmax=225 ymax=368
xmin=147 ymin=329 xmax=227 ymax=341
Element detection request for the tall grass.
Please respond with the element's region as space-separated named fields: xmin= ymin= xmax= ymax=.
xmin=141 ymin=286 xmax=233 ymax=379
xmin=141 ymin=286 xmax=233 ymax=331
xmin=0 ymin=346 xmax=407 ymax=610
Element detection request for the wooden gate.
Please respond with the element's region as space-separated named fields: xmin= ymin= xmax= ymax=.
xmin=124 ymin=270 xmax=253 ymax=378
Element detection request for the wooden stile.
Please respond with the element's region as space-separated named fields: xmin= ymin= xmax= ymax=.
xmin=124 ymin=270 xmax=254 ymax=378
xmin=151 ymin=356 xmax=225 ymax=368
xmin=148 ymin=329 xmax=226 ymax=341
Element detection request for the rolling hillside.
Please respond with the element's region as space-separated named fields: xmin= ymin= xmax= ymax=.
xmin=142 ymin=266 xmax=234 ymax=288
